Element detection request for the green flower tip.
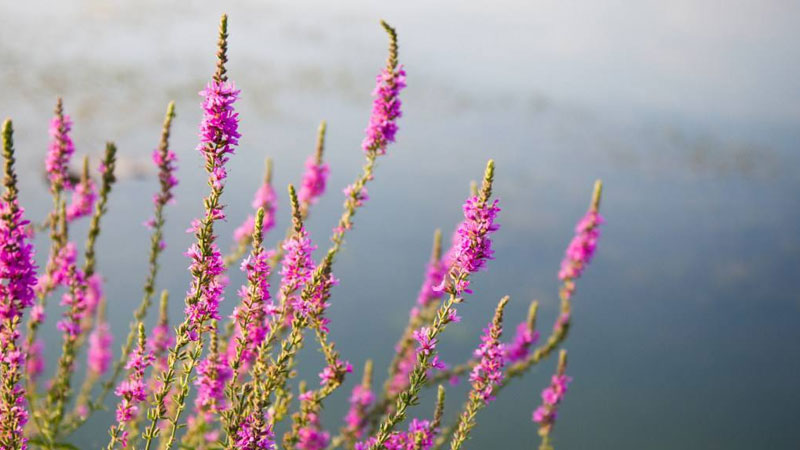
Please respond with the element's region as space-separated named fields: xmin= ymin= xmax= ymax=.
xmin=480 ymin=159 xmax=495 ymax=203
xmin=287 ymin=184 xmax=303 ymax=233
xmin=591 ymin=179 xmax=603 ymax=211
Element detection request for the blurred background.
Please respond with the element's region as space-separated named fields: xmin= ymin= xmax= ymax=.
xmin=1 ymin=1 xmax=799 ymax=448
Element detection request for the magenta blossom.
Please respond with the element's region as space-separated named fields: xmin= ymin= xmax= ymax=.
xmin=279 ymin=227 xmax=316 ymax=304
xmin=469 ymin=324 xmax=506 ymax=404
xmin=504 ymin=321 xmax=540 ymax=363
xmin=152 ymin=146 xmax=178 ymax=206
xmin=66 ymin=177 xmax=97 ymax=222
xmin=532 ymin=373 xmax=572 ymax=435
xmin=236 ymin=412 xmax=276 ymax=449
xmin=558 ymin=209 xmax=604 ymax=283
xmin=45 ymin=111 xmax=75 ymax=191
xmin=87 ymin=321 xmax=113 ymax=375
xmin=343 ymin=384 xmax=375 ymax=439
xmin=297 ymin=156 xmax=329 ymax=206
xmin=296 ymin=412 xmax=330 ymax=450
xmin=114 ymin=345 xmax=154 ymax=424
xmin=184 ymin=242 xmax=227 ymax=339
xmin=362 ymin=66 xmax=407 ymax=155
xmin=355 ymin=419 xmax=435 ymax=450
xmin=234 ymin=182 xmax=277 ymax=244
xmin=194 ymin=350 xmax=233 ymax=414
xmin=197 ymin=81 xmax=241 ymax=190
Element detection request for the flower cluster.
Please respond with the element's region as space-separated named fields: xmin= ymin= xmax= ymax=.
xmin=281 ymin=227 xmax=317 ymax=294
xmin=45 ymin=109 xmax=75 ymax=191
xmin=113 ymin=342 xmax=154 ymax=446
xmin=0 ymin=201 xmax=37 ymax=324
xmin=362 ymin=66 xmax=407 ymax=155
xmin=356 ymin=419 xmax=435 ymax=450
xmin=87 ymin=321 xmax=112 ymax=375
xmin=234 ymin=181 xmax=277 ymax=244
xmin=469 ymin=323 xmax=505 ymax=404
xmin=343 ymin=384 xmax=375 ymax=439
xmin=505 ymin=321 xmax=540 ymax=363
xmin=231 ymin=248 xmax=275 ymax=366
xmin=184 ymin=242 xmax=227 ymax=337
xmin=236 ymin=412 xmax=276 ymax=449
xmin=194 ymin=349 xmax=233 ymax=414
xmin=66 ymin=176 xmax=97 ymax=222
xmin=298 ymin=156 xmax=329 ymax=206
xmin=558 ymin=209 xmax=604 ymax=282
xmin=297 ymin=412 xmax=330 ymax=450
xmin=532 ymin=365 xmax=572 ymax=437
xmin=445 ymin=196 xmax=501 ymax=295
xmin=197 ymin=81 xmax=241 ymax=190
xmin=54 ymin=244 xmax=89 ymax=339
xmin=152 ymin=146 xmax=179 ymax=207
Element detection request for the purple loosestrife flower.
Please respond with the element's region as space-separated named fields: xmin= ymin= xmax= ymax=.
xmin=110 ymin=325 xmax=154 ymax=448
xmin=344 ymin=385 xmax=375 ymax=439
xmin=319 ymin=359 xmax=352 ymax=386
xmin=152 ymin=146 xmax=178 ymax=207
xmin=449 ymin=297 xmax=509 ymax=450
xmin=66 ymin=175 xmax=96 ymax=222
xmin=88 ymin=321 xmax=113 ymax=375
xmin=45 ymin=101 xmax=76 ymax=192
xmin=25 ymin=339 xmax=44 ymax=380
xmin=558 ymin=181 xmax=604 ymax=302
xmin=416 ymin=259 xmax=447 ymax=310
xmin=504 ymin=321 xmax=540 ymax=363
xmin=234 ymin=180 xmax=277 ymax=244
xmin=532 ymin=350 xmax=571 ymax=440
xmin=182 ymin=76 xmax=240 ymax=337
xmin=297 ymin=155 xmax=329 ymax=206
xmin=184 ymin=242 xmax=227 ymax=339
xmin=236 ymin=412 xmax=276 ymax=449
xmin=356 ymin=419 xmax=436 ymax=450
xmin=558 ymin=210 xmax=604 ymax=283
xmin=0 ymin=120 xmax=38 ymax=450
xmin=194 ymin=344 xmax=233 ymax=415
xmin=55 ymin=244 xmax=89 ymax=339
xmin=504 ymin=301 xmax=540 ymax=363
xmin=230 ymin=248 xmax=275 ymax=367
xmin=279 ymin=225 xmax=316 ymax=320
xmin=468 ymin=321 xmax=506 ymax=404
xmin=197 ymin=81 xmax=241 ymax=189
xmin=440 ymin=195 xmax=500 ymax=296
xmin=297 ymin=412 xmax=330 ymax=450
xmin=85 ymin=273 xmax=103 ymax=317
xmin=361 ymin=64 xmax=407 ymax=155
xmin=115 ymin=347 xmax=153 ymax=422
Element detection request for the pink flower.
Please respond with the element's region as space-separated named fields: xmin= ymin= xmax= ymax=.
xmin=343 ymin=384 xmax=375 ymax=439
xmin=504 ymin=321 xmax=540 ymax=363
xmin=194 ymin=351 xmax=233 ymax=414
xmin=558 ymin=209 xmax=604 ymax=284
xmin=469 ymin=323 xmax=506 ymax=405
xmin=297 ymin=412 xmax=330 ymax=450
xmin=114 ymin=346 xmax=154 ymax=423
xmin=234 ymin=183 xmax=277 ymax=244
xmin=355 ymin=418 xmax=435 ymax=450
xmin=362 ymin=66 xmax=407 ymax=155
xmin=532 ymin=370 xmax=572 ymax=436
xmin=24 ymin=339 xmax=44 ymax=380
xmin=88 ymin=321 xmax=113 ymax=375
xmin=236 ymin=412 xmax=276 ymax=449
xmin=413 ymin=327 xmax=436 ymax=356
xmin=45 ymin=111 xmax=75 ymax=191
xmin=66 ymin=177 xmax=97 ymax=221
xmin=297 ymin=156 xmax=329 ymax=206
